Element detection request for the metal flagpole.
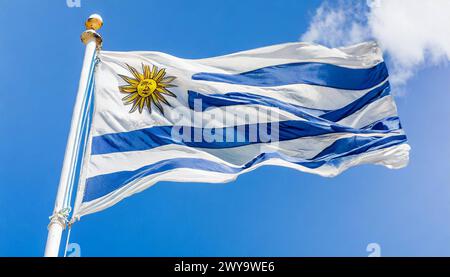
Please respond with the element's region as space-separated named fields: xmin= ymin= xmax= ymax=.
xmin=44 ymin=14 xmax=103 ymax=257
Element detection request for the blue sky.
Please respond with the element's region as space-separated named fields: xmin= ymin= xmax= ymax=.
xmin=1 ymin=0 xmax=450 ymax=257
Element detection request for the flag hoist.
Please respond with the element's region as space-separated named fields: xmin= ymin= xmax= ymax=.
xmin=44 ymin=14 xmax=103 ymax=257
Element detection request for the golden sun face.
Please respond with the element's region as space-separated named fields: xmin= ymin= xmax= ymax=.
xmin=118 ymin=63 xmax=177 ymax=114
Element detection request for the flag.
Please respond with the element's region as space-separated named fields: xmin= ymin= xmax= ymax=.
xmin=72 ymin=41 xmax=410 ymax=218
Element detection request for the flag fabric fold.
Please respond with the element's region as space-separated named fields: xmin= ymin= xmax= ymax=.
xmin=73 ymin=41 xmax=410 ymax=219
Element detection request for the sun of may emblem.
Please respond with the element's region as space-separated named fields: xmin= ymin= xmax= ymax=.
xmin=118 ymin=63 xmax=177 ymax=114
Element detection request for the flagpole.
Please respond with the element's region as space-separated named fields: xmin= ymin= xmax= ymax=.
xmin=44 ymin=14 xmax=103 ymax=257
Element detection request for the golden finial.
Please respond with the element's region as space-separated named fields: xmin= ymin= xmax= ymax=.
xmin=81 ymin=14 xmax=103 ymax=48
xmin=85 ymin=14 xmax=103 ymax=30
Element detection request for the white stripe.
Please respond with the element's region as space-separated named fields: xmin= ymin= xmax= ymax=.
xmin=187 ymin=79 xmax=389 ymax=110
xmin=75 ymin=143 xmax=410 ymax=218
xmin=196 ymin=41 xmax=383 ymax=71
xmin=100 ymin=41 xmax=383 ymax=73
xmin=337 ymin=95 xmax=398 ymax=129
xmin=86 ymin=131 xmax=403 ymax=178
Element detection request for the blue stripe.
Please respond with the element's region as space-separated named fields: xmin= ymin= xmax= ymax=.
xmin=83 ymin=135 xmax=407 ymax=202
xmin=319 ymin=81 xmax=390 ymax=122
xmin=91 ymin=119 xmax=402 ymax=155
xmin=187 ymin=81 xmax=390 ymax=123
xmin=362 ymin=116 xmax=401 ymax=131
xmin=188 ymin=90 xmax=328 ymax=117
xmin=192 ymin=62 xmax=388 ymax=90
xmin=312 ymin=135 xmax=382 ymax=159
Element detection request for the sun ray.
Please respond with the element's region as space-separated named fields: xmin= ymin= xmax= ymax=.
xmin=118 ymin=74 xmax=140 ymax=86
xmin=139 ymin=97 xmax=146 ymax=113
xmin=159 ymin=83 xmax=176 ymax=88
xmin=156 ymin=87 xmax=176 ymax=97
xmin=151 ymin=94 xmax=164 ymax=114
xmin=143 ymin=63 xmax=151 ymax=79
xmin=129 ymin=97 xmax=141 ymax=113
xmin=119 ymin=85 xmax=137 ymax=93
xmin=126 ymin=64 xmax=143 ymax=81
xmin=155 ymin=92 xmax=172 ymax=106
xmin=146 ymin=96 xmax=152 ymax=113
xmin=150 ymin=65 xmax=158 ymax=78
xmin=161 ymin=76 xmax=176 ymax=83
xmin=122 ymin=92 xmax=139 ymax=103
xmin=154 ymin=68 xmax=166 ymax=82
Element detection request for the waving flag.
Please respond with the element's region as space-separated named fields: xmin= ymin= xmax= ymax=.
xmin=72 ymin=41 xmax=410 ymax=218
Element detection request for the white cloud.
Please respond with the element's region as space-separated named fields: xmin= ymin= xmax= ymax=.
xmin=301 ymin=0 xmax=450 ymax=87
xmin=302 ymin=1 xmax=370 ymax=48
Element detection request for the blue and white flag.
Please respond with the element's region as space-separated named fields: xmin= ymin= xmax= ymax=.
xmin=73 ymin=41 xmax=410 ymax=218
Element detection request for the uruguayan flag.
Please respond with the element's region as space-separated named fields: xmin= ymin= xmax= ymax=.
xmin=73 ymin=41 xmax=410 ymax=218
